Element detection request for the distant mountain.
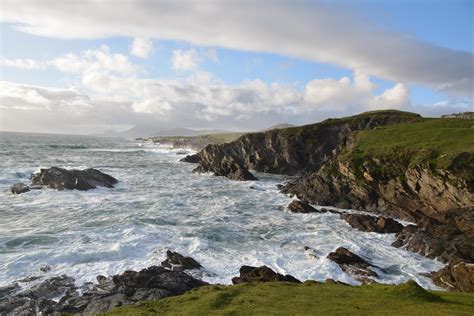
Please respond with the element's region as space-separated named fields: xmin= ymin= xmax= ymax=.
xmin=261 ymin=123 xmax=295 ymax=131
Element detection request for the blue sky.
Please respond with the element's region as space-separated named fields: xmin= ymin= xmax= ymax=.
xmin=0 ymin=0 xmax=472 ymax=134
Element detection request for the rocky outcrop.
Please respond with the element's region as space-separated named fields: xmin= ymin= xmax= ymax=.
xmin=31 ymin=167 xmax=118 ymax=191
xmin=431 ymin=262 xmax=474 ymax=292
xmin=189 ymin=149 xmax=258 ymax=181
xmin=391 ymin=213 xmax=474 ymax=264
xmin=287 ymin=200 xmax=322 ymax=213
xmin=161 ymin=250 xmax=202 ymax=271
xmin=340 ymin=213 xmax=403 ymax=234
xmin=327 ymin=247 xmax=380 ymax=283
xmin=231 ymin=266 xmax=301 ymax=284
xmin=282 ymin=159 xmax=474 ymax=223
xmin=0 ymin=275 xmax=76 ymax=316
xmin=0 ymin=267 xmax=207 ymax=316
xmin=10 ymin=183 xmax=30 ymax=194
xmin=184 ymin=111 xmax=422 ymax=180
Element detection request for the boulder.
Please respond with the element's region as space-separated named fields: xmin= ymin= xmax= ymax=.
xmin=327 ymin=247 xmax=379 ymax=283
xmin=10 ymin=183 xmax=30 ymax=195
xmin=161 ymin=250 xmax=202 ymax=270
xmin=431 ymin=262 xmax=474 ymax=292
xmin=231 ymin=265 xmax=300 ymax=284
xmin=340 ymin=213 xmax=403 ymax=234
xmin=31 ymin=167 xmax=118 ymax=191
xmin=180 ymin=154 xmax=200 ymax=163
xmin=287 ymin=200 xmax=320 ymax=213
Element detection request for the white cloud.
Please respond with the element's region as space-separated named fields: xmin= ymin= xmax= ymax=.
xmin=0 ymin=58 xmax=48 ymax=70
xmin=172 ymin=49 xmax=199 ymax=71
xmin=130 ymin=37 xmax=153 ymax=58
xmin=1 ymin=1 xmax=472 ymax=97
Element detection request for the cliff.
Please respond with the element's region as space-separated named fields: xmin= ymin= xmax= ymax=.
xmin=183 ymin=110 xmax=474 ymax=271
xmin=184 ymin=110 xmax=423 ymax=178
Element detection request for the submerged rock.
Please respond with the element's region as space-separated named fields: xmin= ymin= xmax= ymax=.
xmin=31 ymin=167 xmax=118 ymax=191
xmin=327 ymin=247 xmax=379 ymax=283
xmin=231 ymin=265 xmax=301 ymax=284
xmin=431 ymin=262 xmax=474 ymax=292
xmin=340 ymin=213 xmax=403 ymax=234
xmin=10 ymin=183 xmax=30 ymax=195
xmin=161 ymin=250 xmax=202 ymax=271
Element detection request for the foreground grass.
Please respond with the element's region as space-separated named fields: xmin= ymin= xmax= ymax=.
xmin=106 ymin=281 xmax=474 ymax=315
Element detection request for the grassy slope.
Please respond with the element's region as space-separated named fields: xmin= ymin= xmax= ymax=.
xmin=106 ymin=281 xmax=474 ymax=315
xmin=346 ymin=118 xmax=474 ymax=183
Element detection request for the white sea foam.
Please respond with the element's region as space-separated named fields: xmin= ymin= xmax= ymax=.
xmin=0 ymin=132 xmax=445 ymax=290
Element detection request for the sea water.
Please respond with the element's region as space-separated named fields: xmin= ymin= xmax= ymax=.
xmin=0 ymin=132 xmax=444 ymax=289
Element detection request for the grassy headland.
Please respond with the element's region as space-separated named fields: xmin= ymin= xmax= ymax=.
xmin=106 ymin=281 xmax=474 ymax=315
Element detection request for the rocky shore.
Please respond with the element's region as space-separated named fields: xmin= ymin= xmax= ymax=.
xmin=182 ymin=110 xmax=474 ymax=292
xmin=10 ymin=167 xmax=118 ymax=194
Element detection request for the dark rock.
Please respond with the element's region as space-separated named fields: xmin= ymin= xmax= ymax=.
xmin=431 ymin=262 xmax=474 ymax=292
xmin=40 ymin=265 xmax=52 ymax=273
xmin=327 ymin=247 xmax=379 ymax=283
xmin=0 ymin=283 xmax=20 ymax=300
xmin=10 ymin=183 xmax=30 ymax=194
xmin=392 ymin=216 xmax=474 ymax=264
xmin=193 ymin=158 xmax=258 ymax=181
xmin=231 ymin=265 xmax=301 ymax=284
xmin=0 ymin=266 xmax=207 ymax=315
xmin=341 ymin=213 xmax=403 ymax=234
xmin=161 ymin=250 xmax=202 ymax=270
xmin=180 ymin=154 xmax=200 ymax=163
xmin=31 ymin=167 xmax=118 ymax=191
xmin=287 ymin=200 xmax=319 ymax=213
xmin=0 ymin=275 xmax=76 ymax=316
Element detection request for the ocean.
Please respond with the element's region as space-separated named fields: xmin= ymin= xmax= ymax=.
xmin=0 ymin=132 xmax=444 ymax=289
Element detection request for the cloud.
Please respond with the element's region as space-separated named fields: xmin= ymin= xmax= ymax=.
xmin=130 ymin=37 xmax=153 ymax=58
xmin=0 ymin=58 xmax=48 ymax=70
xmin=172 ymin=48 xmax=199 ymax=71
xmin=1 ymin=1 xmax=472 ymax=97
xmin=302 ymin=69 xmax=408 ymax=111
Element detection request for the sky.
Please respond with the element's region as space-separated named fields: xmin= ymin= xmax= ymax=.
xmin=0 ymin=0 xmax=473 ymax=134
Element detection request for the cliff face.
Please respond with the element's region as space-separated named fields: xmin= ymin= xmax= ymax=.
xmin=187 ymin=111 xmax=423 ymax=178
xmin=281 ymin=156 xmax=474 ymax=223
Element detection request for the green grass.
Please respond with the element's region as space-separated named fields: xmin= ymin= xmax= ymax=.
xmin=346 ymin=118 xmax=474 ymax=182
xmin=105 ymin=281 xmax=474 ymax=315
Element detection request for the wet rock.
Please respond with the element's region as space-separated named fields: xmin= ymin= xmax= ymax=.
xmin=161 ymin=250 xmax=202 ymax=270
xmin=0 ymin=266 xmax=207 ymax=315
xmin=287 ymin=200 xmax=320 ymax=213
xmin=0 ymin=275 xmax=76 ymax=316
xmin=392 ymin=216 xmax=474 ymax=264
xmin=327 ymin=247 xmax=379 ymax=283
xmin=10 ymin=183 xmax=30 ymax=194
xmin=431 ymin=262 xmax=474 ymax=292
xmin=340 ymin=213 xmax=403 ymax=234
xmin=40 ymin=265 xmax=52 ymax=273
xmin=231 ymin=265 xmax=301 ymax=284
xmin=0 ymin=283 xmax=20 ymax=300
xmin=31 ymin=167 xmax=118 ymax=191
xmin=181 ymin=154 xmax=200 ymax=163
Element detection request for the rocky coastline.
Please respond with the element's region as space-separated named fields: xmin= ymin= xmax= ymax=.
xmin=182 ymin=110 xmax=474 ymax=292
